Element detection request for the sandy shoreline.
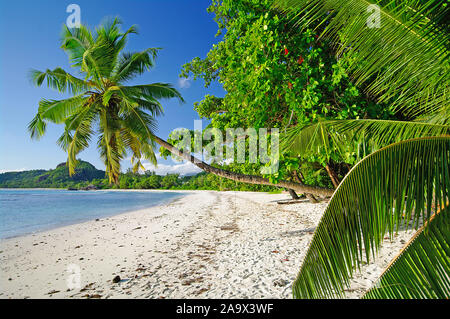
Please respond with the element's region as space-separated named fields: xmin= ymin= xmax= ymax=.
xmin=0 ymin=190 xmax=415 ymax=299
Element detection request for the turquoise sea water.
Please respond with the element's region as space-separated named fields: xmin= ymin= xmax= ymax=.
xmin=0 ymin=189 xmax=186 ymax=239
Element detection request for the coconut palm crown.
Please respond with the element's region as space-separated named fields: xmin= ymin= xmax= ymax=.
xmin=29 ymin=18 xmax=184 ymax=184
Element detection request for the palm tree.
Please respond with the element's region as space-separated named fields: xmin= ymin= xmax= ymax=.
xmin=29 ymin=18 xmax=183 ymax=184
xmin=29 ymin=18 xmax=333 ymax=198
xmin=274 ymin=0 xmax=450 ymax=298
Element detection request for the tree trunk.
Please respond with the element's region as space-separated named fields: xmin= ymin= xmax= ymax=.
xmin=293 ymin=170 xmax=319 ymax=203
xmin=153 ymin=135 xmax=334 ymax=198
xmin=325 ymin=163 xmax=340 ymax=189
xmin=288 ymin=189 xmax=299 ymax=199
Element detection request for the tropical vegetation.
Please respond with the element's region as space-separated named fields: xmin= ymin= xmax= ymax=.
xmin=0 ymin=161 xmax=278 ymax=192
xmin=274 ymin=0 xmax=449 ymax=298
xmin=28 ymin=17 xmax=334 ymax=199
xmin=27 ymin=0 xmax=449 ymax=299
xmin=175 ymin=0 xmax=398 ymax=201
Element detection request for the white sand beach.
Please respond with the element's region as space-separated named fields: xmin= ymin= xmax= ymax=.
xmin=0 ymin=190 xmax=416 ymax=299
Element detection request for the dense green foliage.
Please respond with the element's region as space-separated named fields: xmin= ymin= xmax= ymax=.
xmin=117 ymin=169 xmax=278 ymax=192
xmin=176 ymin=0 xmax=396 ymax=190
xmin=0 ymin=161 xmax=104 ymax=189
xmin=0 ymin=161 xmax=278 ymax=192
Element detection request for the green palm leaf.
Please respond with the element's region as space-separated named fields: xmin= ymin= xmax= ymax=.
xmin=29 ymin=68 xmax=91 ymax=94
xmin=363 ymin=205 xmax=449 ymax=299
xmin=112 ymin=48 xmax=160 ymax=83
xmin=60 ymin=24 xmax=94 ymax=67
xmin=36 ymin=95 xmax=89 ymax=124
xmin=282 ymin=119 xmax=450 ymax=160
xmin=292 ymin=136 xmax=450 ymax=299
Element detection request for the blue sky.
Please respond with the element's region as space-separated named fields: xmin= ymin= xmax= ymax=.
xmin=0 ymin=0 xmax=224 ymax=175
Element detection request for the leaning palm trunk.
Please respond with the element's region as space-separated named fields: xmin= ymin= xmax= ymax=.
xmin=153 ymin=135 xmax=334 ymax=198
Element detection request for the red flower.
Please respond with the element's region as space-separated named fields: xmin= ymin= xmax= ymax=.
xmin=298 ymin=56 xmax=304 ymax=65
xmin=288 ymin=82 xmax=293 ymax=90
xmin=284 ymin=48 xmax=289 ymax=55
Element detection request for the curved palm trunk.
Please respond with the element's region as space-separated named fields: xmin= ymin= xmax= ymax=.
xmin=153 ymin=135 xmax=335 ymax=198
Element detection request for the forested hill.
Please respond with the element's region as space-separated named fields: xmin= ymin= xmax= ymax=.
xmin=0 ymin=161 xmax=105 ymax=188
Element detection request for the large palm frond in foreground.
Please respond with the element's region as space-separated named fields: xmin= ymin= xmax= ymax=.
xmin=363 ymin=205 xmax=449 ymax=299
xmin=292 ymin=137 xmax=450 ymax=298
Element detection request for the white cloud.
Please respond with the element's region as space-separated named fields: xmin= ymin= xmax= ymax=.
xmin=0 ymin=168 xmax=28 ymax=174
xmin=142 ymin=161 xmax=202 ymax=176
xmin=177 ymin=77 xmax=192 ymax=89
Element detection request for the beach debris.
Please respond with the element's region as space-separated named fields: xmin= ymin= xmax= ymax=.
xmin=219 ymin=222 xmax=239 ymax=231
xmin=79 ymin=283 xmax=95 ymax=292
xmin=181 ymin=277 xmax=204 ymax=286
xmin=112 ymin=275 xmax=121 ymax=283
xmin=47 ymin=290 xmax=60 ymax=295
xmin=194 ymin=288 xmax=209 ymax=296
xmin=273 ymin=279 xmax=289 ymax=287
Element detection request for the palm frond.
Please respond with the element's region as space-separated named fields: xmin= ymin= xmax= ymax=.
xmin=292 ymin=136 xmax=450 ymax=298
xmin=363 ymin=205 xmax=450 ymax=299
xmin=414 ymin=105 xmax=450 ymax=126
xmin=28 ymin=114 xmax=47 ymax=139
xmin=120 ymin=128 xmax=157 ymax=173
xmin=98 ymin=110 xmax=124 ymax=184
xmin=274 ymin=0 xmax=450 ymax=117
xmin=60 ymin=107 xmax=96 ymax=175
xmin=35 ymin=94 xmax=89 ymax=124
xmin=60 ymin=24 xmax=94 ymax=67
xmin=80 ymin=41 xmax=117 ymax=86
xmin=112 ymin=48 xmax=160 ymax=83
xmin=29 ymin=68 xmax=91 ymax=94
xmin=122 ymin=83 xmax=184 ymax=103
xmin=282 ymin=119 xmax=450 ymax=159
xmin=121 ymin=106 xmax=159 ymax=141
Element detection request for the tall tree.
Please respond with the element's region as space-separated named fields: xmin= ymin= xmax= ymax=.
xmin=29 ymin=18 xmax=183 ymax=184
